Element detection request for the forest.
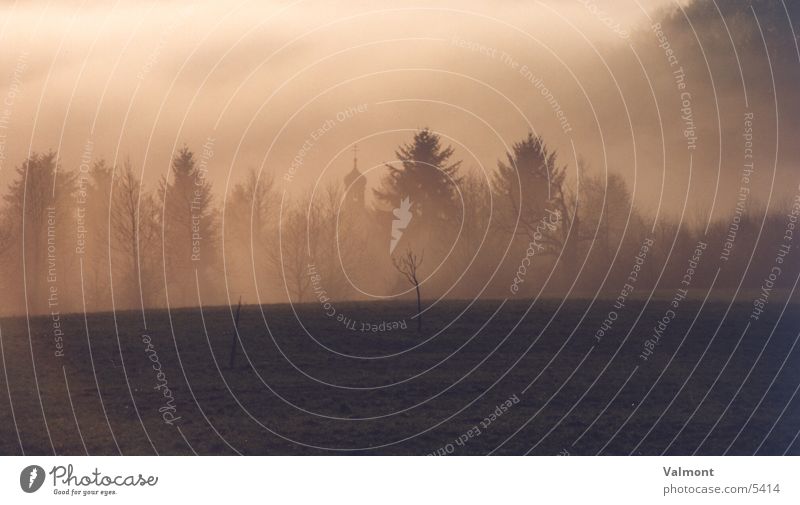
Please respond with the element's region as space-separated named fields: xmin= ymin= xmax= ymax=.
xmin=1 ymin=127 xmax=797 ymax=317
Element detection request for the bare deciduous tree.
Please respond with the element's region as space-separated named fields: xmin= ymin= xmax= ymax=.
xmin=225 ymin=167 xmax=274 ymax=300
xmin=392 ymin=248 xmax=423 ymax=332
xmin=268 ymin=196 xmax=312 ymax=303
xmin=111 ymin=159 xmax=159 ymax=309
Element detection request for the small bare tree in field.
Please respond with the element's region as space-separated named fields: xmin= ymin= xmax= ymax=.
xmin=392 ymin=248 xmax=423 ymax=332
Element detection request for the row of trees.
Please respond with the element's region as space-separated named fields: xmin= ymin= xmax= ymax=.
xmin=0 ymin=147 xmax=218 ymax=315
xmin=0 ymin=129 xmax=796 ymax=316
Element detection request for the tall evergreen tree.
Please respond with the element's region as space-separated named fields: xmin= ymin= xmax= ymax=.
xmin=374 ymin=128 xmax=462 ymax=227
xmin=493 ymin=133 xmax=581 ymax=273
xmin=1 ymin=152 xmax=75 ymax=314
xmin=159 ymin=146 xmax=218 ymax=307
xmin=493 ymin=133 xmax=563 ymax=230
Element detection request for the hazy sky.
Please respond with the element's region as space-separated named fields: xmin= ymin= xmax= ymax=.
xmin=0 ymin=0 xmax=794 ymax=219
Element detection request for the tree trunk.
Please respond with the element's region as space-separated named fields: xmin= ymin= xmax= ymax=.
xmin=414 ymin=283 xmax=422 ymax=333
xmin=228 ymin=296 xmax=242 ymax=369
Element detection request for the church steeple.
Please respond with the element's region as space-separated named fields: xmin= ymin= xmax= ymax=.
xmin=344 ymin=144 xmax=366 ymax=210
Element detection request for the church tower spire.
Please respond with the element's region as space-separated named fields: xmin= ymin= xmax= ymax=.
xmin=344 ymin=144 xmax=366 ymax=210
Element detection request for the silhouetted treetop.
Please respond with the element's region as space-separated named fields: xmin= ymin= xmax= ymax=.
xmin=374 ymin=128 xmax=462 ymax=224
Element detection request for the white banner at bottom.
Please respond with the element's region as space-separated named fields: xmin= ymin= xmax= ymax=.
xmin=0 ymin=456 xmax=797 ymax=504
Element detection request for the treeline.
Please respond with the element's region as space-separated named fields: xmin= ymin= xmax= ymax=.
xmin=0 ymin=129 xmax=797 ymax=316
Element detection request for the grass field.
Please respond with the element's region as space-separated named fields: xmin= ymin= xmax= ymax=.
xmin=1 ymin=298 xmax=798 ymax=455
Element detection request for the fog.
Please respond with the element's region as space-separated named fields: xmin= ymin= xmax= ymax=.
xmin=0 ymin=0 xmax=798 ymax=315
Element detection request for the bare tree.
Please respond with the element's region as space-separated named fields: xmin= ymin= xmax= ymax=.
xmin=84 ymin=160 xmax=113 ymax=311
xmin=308 ymin=183 xmax=365 ymax=300
xmin=392 ymin=248 xmax=423 ymax=332
xmin=0 ymin=214 xmax=11 ymax=257
xmin=268 ymin=197 xmax=312 ymax=303
xmin=111 ymin=159 xmax=159 ymax=309
xmin=580 ymin=172 xmax=634 ymax=265
xmin=269 ymin=182 xmax=369 ymax=304
xmin=225 ymin=167 xmax=274 ymax=300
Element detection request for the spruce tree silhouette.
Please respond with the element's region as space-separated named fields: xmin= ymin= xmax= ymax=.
xmin=374 ymin=128 xmax=462 ymax=228
xmin=159 ymin=146 xmax=218 ymax=307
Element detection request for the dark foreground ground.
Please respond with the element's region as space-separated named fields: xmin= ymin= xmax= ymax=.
xmin=0 ymin=297 xmax=798 ymax=455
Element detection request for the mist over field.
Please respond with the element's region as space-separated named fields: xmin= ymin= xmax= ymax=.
xmin=0 ymin=0 xmax=798 ymax=315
